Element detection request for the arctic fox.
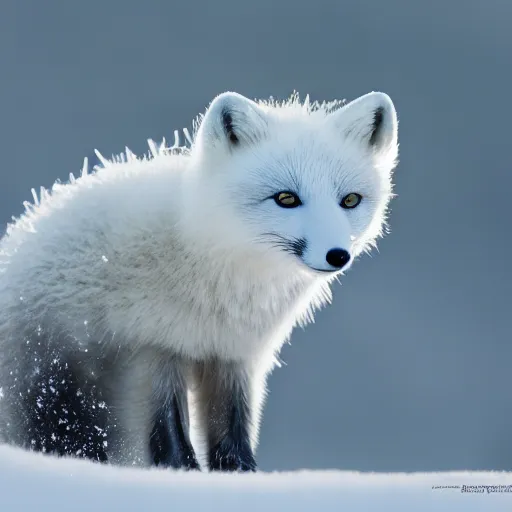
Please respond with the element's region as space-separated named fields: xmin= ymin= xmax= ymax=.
xmin=0 ymin=90 xmax=398 ymax=471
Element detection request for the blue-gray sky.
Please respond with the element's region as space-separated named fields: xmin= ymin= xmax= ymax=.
xmin=0 ymin=0 xmax=511 ymax=471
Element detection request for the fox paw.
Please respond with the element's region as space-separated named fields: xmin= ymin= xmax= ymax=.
xmin=208 ymin=438 xmax=257 ymax=472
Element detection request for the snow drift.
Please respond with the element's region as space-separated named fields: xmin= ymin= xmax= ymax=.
xmin=0 ymin=445 xmax=510 ymax=511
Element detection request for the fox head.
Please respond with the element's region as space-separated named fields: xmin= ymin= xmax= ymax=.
xmin=183 ymin=90 xmax=398 ymax=277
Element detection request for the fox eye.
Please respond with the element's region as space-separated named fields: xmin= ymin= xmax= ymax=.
xmin=340 ymin=193 xmax=362 ymax=209
xmin=274 ymin=191 xmax=302 ymax=208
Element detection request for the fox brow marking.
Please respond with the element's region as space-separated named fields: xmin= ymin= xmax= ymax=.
xmin=237 ymin=145 xmax=304 ymax=204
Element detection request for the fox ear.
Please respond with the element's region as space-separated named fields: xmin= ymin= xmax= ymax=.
xmin=195 ymin=92 xmax=268 ymax=154
xmin=327 ymin=92 xmax=398 ymax=158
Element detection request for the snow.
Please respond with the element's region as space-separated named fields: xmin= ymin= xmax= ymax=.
xmin=0 ymin=445 xmax=510 ymax=511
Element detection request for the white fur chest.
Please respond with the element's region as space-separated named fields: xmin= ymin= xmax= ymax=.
xmin=102 ymin=236 xmax=326 ymax=364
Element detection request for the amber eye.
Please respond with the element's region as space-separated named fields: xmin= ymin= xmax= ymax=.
xmin=274 ymin=191 xmax=302 ymax=208
xmin=341 ymin=193 xmax=362 ymax=209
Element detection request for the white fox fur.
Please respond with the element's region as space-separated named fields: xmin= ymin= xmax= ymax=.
xmin=0 ymin=90 xmax=399 ymax=470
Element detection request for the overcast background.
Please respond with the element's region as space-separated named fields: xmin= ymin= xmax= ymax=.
xmin=0 ymin=0 xmax=510 ymax=472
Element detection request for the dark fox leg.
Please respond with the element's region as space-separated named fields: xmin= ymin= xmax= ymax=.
xmin=24 ymin=362 xmax=109 ymax=462
xmin=150 ymin=360 xmax=199 ymax=470
xmin=194 ymin=359 xmax=257 ymax=472
xmin=104 ymin=348 xmax=199 ymax=469
xmin=0 ymin=327 xmax=109 ymax=462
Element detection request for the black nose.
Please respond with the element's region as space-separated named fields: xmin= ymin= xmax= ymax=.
xmin=325 ymin=248 xmax=351 ymax=269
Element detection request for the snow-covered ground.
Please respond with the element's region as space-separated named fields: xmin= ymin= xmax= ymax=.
xmin=0 ymin=445 xmax=511 ymax=511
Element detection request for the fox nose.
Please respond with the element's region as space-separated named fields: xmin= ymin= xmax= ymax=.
xmin=325 ymin=248 xmax=351 ymax=269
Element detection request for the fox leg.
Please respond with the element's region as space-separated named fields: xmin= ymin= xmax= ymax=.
xmin=194 ymin=359 xmax=257 ymax=472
